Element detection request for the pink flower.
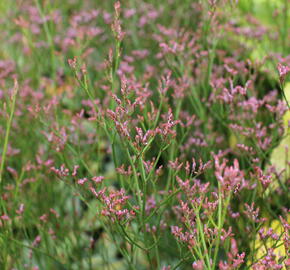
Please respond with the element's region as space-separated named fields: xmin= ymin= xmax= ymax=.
xmin=32 ymin=235 xmax=41 ymax=247
xmin=1 ymin=215 xmax=10 ymax=221
xmin=277 ymin=63 xmax=290 ymax=84
xmin=77 ymin=178 xmax=88 ymax=185
xmin=39 ymin=214 xmax=48 ymax=223
xmin=68 ymin=57 xmax=77 ymax=69
xmin=192 ymin=260 xmax=204 ymax=270
xmin=72 ymin=165 xmax=79 ymax=176
xmin=91 ymin=176 xmax=104 ymax=183
xmin=16 ymin=204 xmax=25 ymax=215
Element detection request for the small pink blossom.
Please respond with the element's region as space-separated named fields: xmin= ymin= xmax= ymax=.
xmin=77 ymin=178 xmax=88 ymax=185
xmin=277 ymin=63 xmax=290 ymax=84
xmin=91 ymin=176 xmax=104 ymax=183
xmin=192 ymin=260 xmax=204 ymax=270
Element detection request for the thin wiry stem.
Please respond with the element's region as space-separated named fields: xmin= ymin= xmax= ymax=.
xmin=0 ymin=79 xmax=18 ymax=184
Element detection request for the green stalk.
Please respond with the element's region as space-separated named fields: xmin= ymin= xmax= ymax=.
xmin=212 ymin=186 xmax=232 ymax=269
xmin=0 ymin=234 xmax=67 ymax=269
xmin=166 ymin=99 xmax=182 ymax=192
xmin=280 ymin=83 xmax=290 ymax=110
xmin=282 ymin=0 xmax=288 ymax=54
xmin=125 ymin=148 xmax=143 ymax=211
xmin=34 ymin=0 xmax=57 ymax=81
xmin=0 ymin=80 xmax=18 ymax=184
xmin=195 ymin=213 xmax=211 ymax=269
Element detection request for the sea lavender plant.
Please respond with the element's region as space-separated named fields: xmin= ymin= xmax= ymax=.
xmin=0 ymin=0 xmax=289 ymax=269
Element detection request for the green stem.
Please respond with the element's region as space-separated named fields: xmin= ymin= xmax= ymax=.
xmin=282 ymin=0 xmax=288 ymax=54
xmin=212 ymin=187 xmax=232 ymax=269
xmin=34 ymin=0 xmax=57 ymax=80
xmin=195 ymin=213 xmax=211 ymax=269
xmin=0 ymin=80 xmax=18 ymax=184
xmin=166 ymin=99 xmax=182 ymax=192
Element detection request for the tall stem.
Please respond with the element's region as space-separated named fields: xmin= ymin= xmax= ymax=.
xmin=0 ymin=80 xmax=18 ymax=184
